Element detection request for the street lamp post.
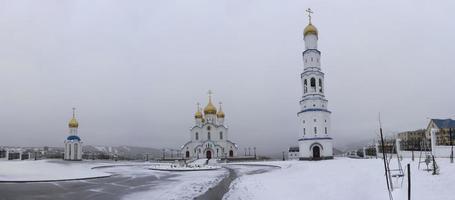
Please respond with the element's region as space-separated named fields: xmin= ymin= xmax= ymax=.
xmin=254 ymin=147 xmax=256 ymax=159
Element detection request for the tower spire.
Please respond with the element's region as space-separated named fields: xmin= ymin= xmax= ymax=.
xmin=72 ymin=107 xmax=76 ymax=118
xmin=306 ymin=8 xmax=313 ymax=24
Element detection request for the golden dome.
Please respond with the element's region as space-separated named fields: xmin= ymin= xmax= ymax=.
xmin=68 ymin=108 xmax=79 ymax=128
xmin=195 ymin=103 xmax=203 ymax=119
xmin=204 ymin=101 xmax=217 ymax=115
xmin=204 ymin=91 xmax=217 ymax=115
xmin=217 ymin=103 xmax=225 ymax=118
xmin=68 ymin=118 xmax=79 ymax=128
xmin=304 ymin=23 xmax=318 ymax=37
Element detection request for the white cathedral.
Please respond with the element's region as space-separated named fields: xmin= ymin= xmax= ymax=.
xmin=181 ymin=92 xmax=238 ymax=159
xmin=64 ymin=108 xmax=83 ymax=161
xmin=296 ymin=9 xmax=334 ymax=160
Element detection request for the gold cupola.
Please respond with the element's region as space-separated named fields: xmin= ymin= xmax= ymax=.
xmin=195 ymin=103 xmax=203 ymax=119
xmin=68 ymin=108 xmax=79 ymax=128
xmin=303 ymin=8 xmax=318 ymax=37
xmin=304 ymin=23 xmax=318 ymax=37
xmin=217 ymin=102 xmax=225 ymax=118
xmin=204 ymin=90 xmax=217 ymax=115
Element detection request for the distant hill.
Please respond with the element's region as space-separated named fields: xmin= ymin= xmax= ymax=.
xmin=83 ymin=145 xmax=162 ymax=160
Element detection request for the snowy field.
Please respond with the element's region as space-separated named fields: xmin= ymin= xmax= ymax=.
xmin=0 ymin=160 xmax=112 ymax=182
xmin=224 ymin=157 xmax=455 ymax=200
xmin=1 ymin=158 xmax=455 ymax=200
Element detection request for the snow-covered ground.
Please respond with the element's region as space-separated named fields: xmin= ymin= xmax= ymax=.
xmin=122 ymin=169 xmax=227 ymax=200
xmin=0 ymin=160 xmax=112 ymax=181
xmin=223 ymin=157 xmax=455 ymax=200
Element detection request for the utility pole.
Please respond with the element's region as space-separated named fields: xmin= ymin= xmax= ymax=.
xmin=282 ymin=151 xmax=285 ymax=161
xmin=450 ymin=128 xmax=454 ymax=163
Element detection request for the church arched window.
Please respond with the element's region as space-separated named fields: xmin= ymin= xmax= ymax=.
xmin=220 ymin=132 xmax=223 ymax=140
xmin=207 ymin=126 xmax=211 ymax=131
xmin=310 ymin=78 xmax=316 ymax=92
xmin=325 ymin=127 xmax=328 ymax=134
xmin=314 ymin=127 xmax=317 ymax=134
xmin=208 ymin=132 xmax=211 ymax=140
xmin=196 ymin=132 xmax=199 ymax=140
xmin=319 ymin=78 xmax=323 ymax=92
xmin=304 ymin=79 xmax=308 ymax=93
xmin=304 ymin=128 xmax=306 ymax=135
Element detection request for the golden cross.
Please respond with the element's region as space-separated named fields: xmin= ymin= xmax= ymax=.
xmin=306 ymin=8 xmax=313 ymax=23
xmin=72 ymin=107 xmax=76 ymax=118
xmin=196 ymin=102 xmax=200 ymax=110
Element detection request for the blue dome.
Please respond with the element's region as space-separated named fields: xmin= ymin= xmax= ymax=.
xmin=67 ymin=135 xmax=81 ymax=141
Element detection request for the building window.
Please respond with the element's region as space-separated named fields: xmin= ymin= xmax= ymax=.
xmin=304 ymin=79 xmax=308 ymax=93
xmin=220 ymin=132 xmax=223 ymax=140
xmin=196 ymin=132 xmax=199 ymax=140
xmin=207 ymin=126 xmax=211 ymax=131
xmin=319 ymin=79 xmax=323 ymax=92
xmin=311 ymin=57 xmax=313 ymax=62
xmin=208 ymin=132 xmax=211 ymax=140
xmin=325 ymin=127 xmax=328 ymax=134
xmin=303 ymin=120 xmax=305 ymax=124
xmin=314 ymin=119 xmax=316 ymax=122
xmin=314 ymin=127 xmax=317 ymax=134
xmin=304 ymin=128 xmax=306 ymax=135
xmin=310 ymin=78 xmax=316 ymax=88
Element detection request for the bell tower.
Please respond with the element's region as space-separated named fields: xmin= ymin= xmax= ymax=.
xmin=297 ymin=9 xmax=333 ymax=160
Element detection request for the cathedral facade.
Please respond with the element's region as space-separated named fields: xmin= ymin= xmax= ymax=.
xmin=181 ymin=92 xmax=238 ymax=159
xmin=297 ymin=10 xmax=334 ymax=160
xmin=64 ymin=108 xmax=83 ymax=161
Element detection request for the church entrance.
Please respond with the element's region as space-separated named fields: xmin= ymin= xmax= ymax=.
xmin=312 ymin=146 xmax=321 ymax=159
xmin=229 ymin=150 xmax=233 ymax=157
xmin=185 ymin=151 xmax=190 ymax=158
xmin=206 ymin=150 xmax=212 ymax=159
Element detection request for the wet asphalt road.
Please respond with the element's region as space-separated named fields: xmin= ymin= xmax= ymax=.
xmin=0 ymin=167 xmax=178 ymax=200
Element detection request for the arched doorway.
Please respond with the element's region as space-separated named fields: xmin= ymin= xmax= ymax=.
xmin=229 ymin=150 xmax=234 ymax=157
xmin=185 ymin=151 xmax=190 ymax=158
xmin=313 ymin=146 xmax=321 ymax=159
xmin=206 ymin=150 xmax=212 ymax=159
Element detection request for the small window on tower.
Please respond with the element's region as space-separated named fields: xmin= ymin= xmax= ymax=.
xmin=304 ymin=128 xmax=306 ymax=135
xmin=310 ymin=78 xmax=316 ymax=88
xmin=325 ymin=127 xmax=328 ymax=134
xmin=208 ymin=132 xmax=211 ymax=140
xmin=311 ymin=57 xmax=313 ymax=62
xmin=220 ymin=132 xmax=223 ymax=140
xmin=314 ymin=119 xmax=316 ymax=122
xmin=303 ymin=120 xmax=305 ymax=124
xmin=196 ymin=132 xmax=199 ymax=140
xmin=314 ymin=127 xmax=317 ymax=134
xmin=207 ymin=126 xmax=211 ymax=131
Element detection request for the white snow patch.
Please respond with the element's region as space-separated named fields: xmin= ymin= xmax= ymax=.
xmin=223 ymin=158 xmax=455 ymax=200
xmin=0 ymin=160 xmax=111 ymax=181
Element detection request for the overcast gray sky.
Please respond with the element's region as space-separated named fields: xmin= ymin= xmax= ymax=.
xmin=0 ymin=0 xmax=454 ymax=155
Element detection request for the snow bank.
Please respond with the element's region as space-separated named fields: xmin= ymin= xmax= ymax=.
xmin=0 ymin=160 xmax=111 ymax=182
